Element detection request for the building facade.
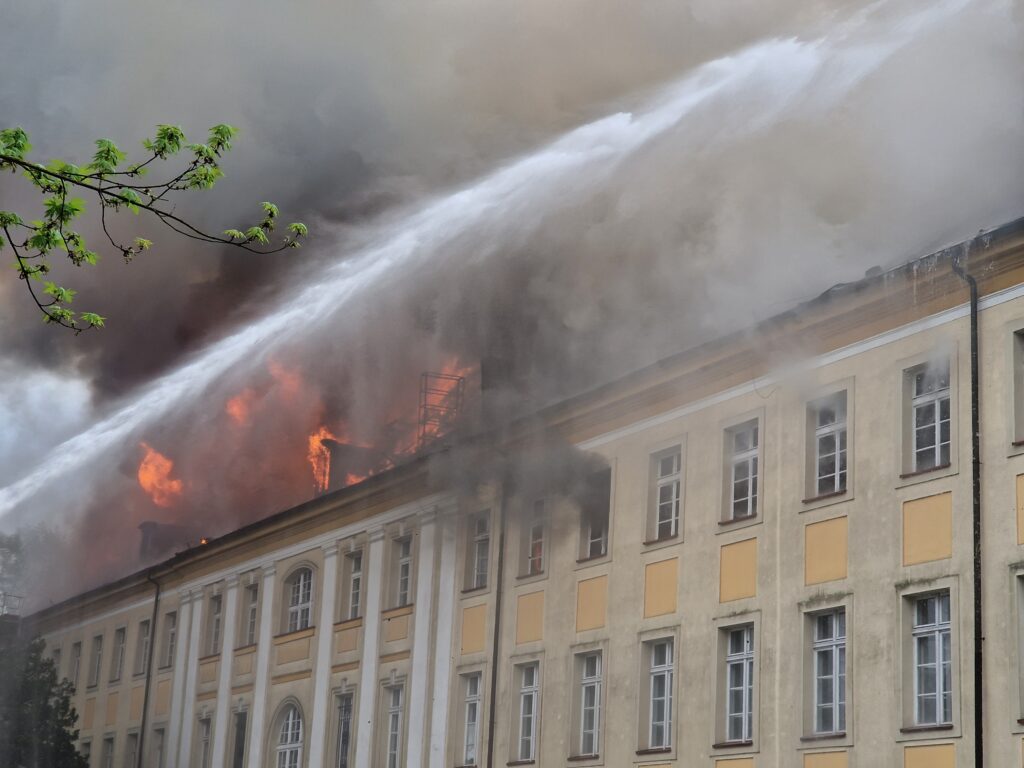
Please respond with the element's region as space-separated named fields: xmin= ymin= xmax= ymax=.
xmin=27 ymin=219 xmax=1024 ymax=768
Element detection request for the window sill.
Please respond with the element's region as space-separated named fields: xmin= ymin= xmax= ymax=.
xmin=156 ymin=664 xmax=172 ymax=672
xmin=333 ymin=617 xmax=363 ymax=631
xmin=712 ymin=740 xmax=753 ymax=749
xmin=382 ymin=604 xmax=414 ymax=619
xmin=461 ymin=585 xmax=488 ymax=596
xmin=576 ymin=553 xmax=607 ymax=565
xmin=641 ymin=533 xmax=679 ymax=547
xmin=899 ymin=723 xmax=953 ymax=734
xmin=273 ymin=626 xmax=316 ymax=644
xmin=234 ymin=643 xmax=258 ymax=654
xmin=800 ymin=732 xmax=846 ymax=742
xmin=899 ymin=463 xmax=951 ymax=480
xmin=801 ymin=490 xmax=847 ymax=505
xmin=635 ymin=747 xmax=672 ymax=756
xmin=567 ymin=755 xmax=599 ymax=762
xmin=719 ymin=514 xmax=757 ymax=526
xmin=197 ymin=653 xmax=220 ymax=663
xmin=506 ymin=761 xmax=535 ymax=766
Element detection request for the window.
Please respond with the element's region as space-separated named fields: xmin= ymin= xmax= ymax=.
xmin=101 ymin=736 xmax=115 ymax=768
xmin=346 ymin=552 xmax=362 ymax=620
xmin=726 ymin=421 xmax=759 ymax=520
xmin=52 ymin=646 xmax=62 ymax=676
xmin=110 ymin=628 xmax=126 ymax=682
xmin=580 ymin=468 xmax=611 ymax=560
xmin=522 ymin=501 xmax=546 ymax=577
xmin=466 ymin=513 xmax=490 ymax=590
xmin=385 ymin=685 xmax=404 ymax=768
xmin=650 ymin=448 xmax=681 ymax=542
xmin=276 ymin=705 xmax=303 ymax=768
xmin=81 ymin=741 xmax=91 ymax=762
xmin=207 ymin=595 xmax=223 ymax=655
xmin=230 ymin=711 xmax=247 ymax=768
xmin=335 ymin=693 xmax=354 ymax=768
xmin=463 ymin=673 xmax=482 ymax=765
xmin=197 ymin=717 xmax=212 ymax=768
xmin=88 ymin=635 xmax=103 ymax=687
xmin=161 ymin=612 xmax=177 ymax=668
xmin=724 ymin=626 xmax=754 ymax=743
xmin=578 ymin=653 xmax=602 ymax=756
xmin=134 ymin=620 xmax=151 ymax=676
xmin=242 ymin=584 xmax=259 ymax=647
xmin=69 ymin=641 xmax=82 ymax=688
xmin=648 ymin=640 xmax=673 ymax=750
xmin=812 ymin=609 xmax=846 ymax=735
xmin=394 ymin=538 xmax=413 ymax=607
xmin=1013 ymin=330 xmax=1024 ymax=442
xmin=124 ymin=733 xmax=138 ymax=768
xmin=810 ymin=393 xmax=847 ymax=497
xmin=517 ymin=663 xmax=540 ymax=762
xmin=151 ymin=728 xmax=165 ymax=768
xmin=286 ymin=568 xmax=314 ymax=633
xmin=908 ymin=360 xmax=951 ymax=473
xmin=913 ymin=592 xmax=952 ymax=725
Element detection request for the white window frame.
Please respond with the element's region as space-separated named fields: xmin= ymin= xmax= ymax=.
xmin=727 ymin=421 xmax=759 ymax=521
xmin=207 ymin=595 xmax=223 ymax=656
xmin=725 ymin=625 xmax=754 ymax=743
xmin=812 ymin=609 xmax=846 ymax=735
xmin=811 ymin=394 xmax=848 ymax=497
xmin=101 ymin=735 xmax=115 ymax=768
xmin=152 ymin=727 xmax=165 ymax=768
xmin=395 ymin=538 xmax=412 ymax=607
xmin=69 ymin=641 xmax=82 ymax=688
xmin=198 ymin=717 xmax=212 ymax=768
xmin=579 ymin=652 xmax=602 ymax=757
xmin=913 ymin=592 xmax=952 ymax=726
xmin=124 ymin=732 xmax=139 ymax=768
xmin=385 ymin=685 xmax=404 ymax=768
xmin=347 ymin=552 xmax=362 ymax=620
xmin=276 ymin=705 xmax=303 ymax=768
xmin=648 ymin=639 xmax=674 ymax=750
xmin=471 ymin=514 xmax=490 ymax=589
xmin=910 ymin=362 xmax=951 ymax=473
xmin=287 ymin=569 xmax=314 ymax=633
xmin=110 ymin=627 xmax=126 ymax=682
xmin=134 ymin=620 xmax=151 ymax=676
xmin=230 ymin=710 xmax=248 ymax=768
xmin=161 ymin=611 xmax=177 ymax=668
xmin=517 ymin=663 xmax=540 ymax=761
xmin=88 ymin=635 xmax=103 ymax=687
xmin=335 ymin=691 xmax=354 ymax=768
xmin=651 ymin=448 xmax=682 ymax=542
xmin=463 ymin=673 xmax=482 ymax=765
xmin=243 ymin=584 xmax=259 ymax=647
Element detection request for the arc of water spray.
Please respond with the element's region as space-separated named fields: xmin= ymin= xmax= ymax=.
xmin=0 ymin=0 xmax=976 ymax=517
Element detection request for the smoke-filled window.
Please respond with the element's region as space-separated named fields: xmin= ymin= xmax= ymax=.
xmin=579 ymin=469 xmax=611 ymax=561
xmin=908 ymin=360 xmax=951 ymax=473
xmin=648 ymin=448 xmax=682 ymax=543
xmin=520 ymin=501 xmax=546 ymax=577
xmin=725 ymin=420 xmax=759 ymax=522
xmin=464 ymin=511 xmax=491 ymax=590
xmin=807 ymin=393 xmax=848 ymax=499
xmin=285 ymin=568 xmax=314 ymax=633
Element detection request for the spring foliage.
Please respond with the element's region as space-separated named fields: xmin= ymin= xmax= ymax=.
xmin=0 ymin=124 xmax=307 ymax=332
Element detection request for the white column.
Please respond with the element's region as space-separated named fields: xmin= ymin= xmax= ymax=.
xmin=212 ymin=575 xmax=240 ymax=765
xmin=428 ymin=512 xmax=457 ymax=768
xmin=308 ymin=542 xmax=340 ymax=768
xmin=176 ymin=586 xmax=204 ymax=768
xmin=166 ymin=589 xmax=194 ymax=768
xmin=247 ymin=564 xmax=277 ymax=768
xmin=354 ymin=526 xmax=386 ymax=768
xmin=405 ymin=510 xmax=437 ymax=768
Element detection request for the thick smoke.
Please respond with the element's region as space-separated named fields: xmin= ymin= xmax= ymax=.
xmin=1 ymin=0 xmax=1022 ymax=605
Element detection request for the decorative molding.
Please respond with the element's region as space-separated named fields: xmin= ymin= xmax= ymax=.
xmin=271 ymin=670 xmax=312 ymax=685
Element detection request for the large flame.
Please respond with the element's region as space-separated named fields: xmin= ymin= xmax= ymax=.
xmin=137 ymin=442 xmax=184 ymax=507
xmin=225 ymin=388 xmax=258 ymax=426
xmin=307 ymin=426 xmax=337 ymax=495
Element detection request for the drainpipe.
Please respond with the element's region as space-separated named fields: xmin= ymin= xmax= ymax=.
xmin=485 ymin=481 xmax=507 ymax=768
xmin=951 ymin=250 xmax=983 ymax=767
xmin=138 ymin=570 xmax=162 ymax=768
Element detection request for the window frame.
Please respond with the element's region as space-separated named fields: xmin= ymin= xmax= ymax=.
xmin=578 ymin=467 xmax=612 ymax=563
xmin=897 ymin=349 xmax=958 ymax=485
xmin=636 ymin=633 xmax=676 ymax=755
xmin=464 ymin=511 xmax=491 ymax=591
xmin=229 ymin=709 xmax=248 ymax=768
xmin=1008 ymin=325 xmax=1024 ymax=450
xmin=647 ymin=444 xmax=683 ymax=545
xmin=804 ymin=390 xmax=850 ymax=501
xmin=518 ymin=500 xmax=547 ymax=579
xmin=511 ymin=659 xmax=541 ymax=763
xmin=197 ymin=716 xmax=212 ymax=768
xmin=88 ymin=634 xmax=104 ymax=688
xmin=333 ymin=689 xmax=355 ymax=768
xmin=462 ymin=671 xmax=483 ymax=766
xmin=912 ymin=592 xmax=953 ymax=727
xmin=811 ymin=608 xmax=847 ymax=736
xmin=110 ymin=626 xmax=126 ymax=683
xmin=393 ymin=536 xmax=414 ymax=609
xmin=160 ymin=611 xmax=177 ymax=669
xmin=719 ymin=412 xmax=765 ymax=530
xmin=282 ymin=566 xmax=315 ymax=634
xmin=206 ymin=594 xmax=223 ymax=657
xmin=799 ymin=597 xmax=854 ymax=747
xmin=382 ymin=683 xmax=405 ymax=768
xmin=101 ymin=734 xmax=115 ymax=768
xmin=273 ymin=703 xmax=303 ymax=768
xmin=134 ymin=619 xmax=152 ymax=677
xmin=241 ymin=582 xmax=259 ymax=648
xmin=69 ymin=640 xmax=82 ymax=689
xmin=712 ymin=613 xmax=760 ymax=752
xmin=574 ymin=650 xmax=603 ymax=758
xmin=124 ymin=731 xmax=139 ymax=768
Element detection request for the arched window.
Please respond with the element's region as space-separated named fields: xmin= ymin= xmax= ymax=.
xmin=286 ymin=568 xmax=313 ymax=633
xmin=275 ymin=704 xmax=303 ymax=768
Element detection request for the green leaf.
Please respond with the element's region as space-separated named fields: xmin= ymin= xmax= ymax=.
xmin=80 ymin=312 xmax=105 ymax=328
xmin=43 ymin=282 xmax=76 ymax=303
xmin=261 ymin=202 xmax=279 ymax=219
xmin=0 ymin=211 xmax=23 ymax=227
xmin=287 ymin=222 xmax=308 ymax=237
xmin=223 ymin=229 xmax=245 ymax=240
xmin=89 ymin=138 xmax=126 ymax=174
xmin=0 ymin=127 xmax=32 ymax=159
xmin=133 ymin=237 xmax=152 ymax=251
xmin=143 ymin=124 xmax=186 ymax=158
xmin=187 ymin=165 xmax=223 ymax=189
xmin=207 ymin=124 xmax=237 ymax=153
xmin=245 ymin=226 xmax=269 ymax=244
xmin=120 ymin=188 xmax=141 ymax=214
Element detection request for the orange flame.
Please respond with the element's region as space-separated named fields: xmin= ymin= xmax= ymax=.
xmin=308 ymin=426 xmax=337 ymax=495
xmin=138 ymin=442 xmax=183 ymax=507
xmin=225 ymin=388 xmax=258 ymax=426
xmin=268 ymin=360 xmax=302 ymax=400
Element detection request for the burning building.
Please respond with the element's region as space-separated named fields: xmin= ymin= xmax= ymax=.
xmin=19 ymin=218 xmax=1024 ymax=768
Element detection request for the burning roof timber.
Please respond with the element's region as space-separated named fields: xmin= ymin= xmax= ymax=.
xmin=24 ymin=214 xmax=1024 ymax=628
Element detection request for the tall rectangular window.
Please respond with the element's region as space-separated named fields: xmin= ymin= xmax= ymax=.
xmin=161 ymin=612 xmax=177 ymax=668
xmin=335 ymin=693 xmax=354 ymax=768
xmin=910 ymin=361 xmax=951 ymax=472
xmin=69 ymin=641 xmax=82 ymax=689
xmin=651 ymin=448 xmax=681 ymax=541
xmin=913 ymin=592 xmax=952 ymax=725
xmin=88 ymin=635 xmax=103 ymax=687
xmin=648 ymin=639 xmax=673 ymax=749
xmin=579 ymin=653 xmax=602 ymax=756
xmin=52 ymin=647 xmax=62 ymax=676
xmin=207 ymin=595 xmax=223 ymax=656
xmin=101 ymin=736 xmax=115 ymax=768
xmin=230 ymin=711 xmax=247 ymax=768
xmin=517 ymin=663 xmax=540 ymax=761
xmin=242 ymin=584 xmax=259 ymax=647
xmin=347 ymin=552 xmax=362 ymax=620
xmin=812 ymin=609 xmax=846 ymax=734
xmin=579 ymin=468 xmax=611 ymax=560
xmin=725 ymin=626 xmax=754 ymax=743
xmin=385 ymin=685 xmax=404 ymax=768
xmin=395 ymin=538 xmax=412 ymax=607
xmin=811 ymin=394 xmax=847 ymax=496
xmin=524 ymin=501 xmax=545 ymax=576
xmin=134 ymin=620 xmax=151 ymax=676
xmin=727 ymin=421 xmax=759 ymax=520
xmin=124 ymin=732 xmax=138 ymax=768
xmin=463 ymin=673 xmax=482 ymax=765
xmin=467 ymin=513 xmax=490 ymax=589
xmin=197 ymin=717 xmax=212 ymax=768
xmin=152 ymin=728 xmax=165 ymax=768
xmin=110 ymin=628 xmax=126 ymax=682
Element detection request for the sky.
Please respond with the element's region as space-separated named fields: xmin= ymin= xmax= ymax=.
xmin=0 ymin=0 xmax=1022 ymax=605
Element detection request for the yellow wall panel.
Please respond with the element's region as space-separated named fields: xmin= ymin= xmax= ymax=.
xmin=903 ymin=492 xmax=953 ymax=566
xmin=383 ymin=613 xmax=409 ymax=643
xmin=720 ymin=538 xmax=758 ymax=603
xmin=154 ymin=679 xmax=171 ymax=716
xmin=716 ymin=759 xmax=754 ymax=768
xmin=234 ymin=649 xmax=254 ymax=676
xmin=461 ymin=604 xmax=488 ymax=654
xmin=805 ymin=516 xmax=848 ymax=585
xmin=904 ymin=743 xmax=955 ymax=768
xmin=105 ymin=690 xmax=119 ymax=726
xmin=644 ymin=559 xmax=678 ymax=618
xmin=82 ymin=697 xmax=95 ymax=730
xmin=335 ymin=627 xmax=359 ymax=654
xmin=1016 ymin=474 xmax=1024 ymax=545
xmin=516 ymin=591 xmax=544 ymax=645
xmin=804 ymin=751 xmax=848 ymax=768
xmin=576 ymin=576 xmax=608 ymax=631
xmin=129 ymin=685 xmax=144 ymax=721
xmin=199 ymin=658 xmax=219 ymax=684
xmin=276 ymin=636 xmax=311 ymax=665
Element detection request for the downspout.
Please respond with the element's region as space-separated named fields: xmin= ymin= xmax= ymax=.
xmin=485 ymin=481 xmax=507 ymax=768
xmin=952 ymin=250 xmax=983 ymax=767
xmin=137 ymin=570 xmax=162 ymax=768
